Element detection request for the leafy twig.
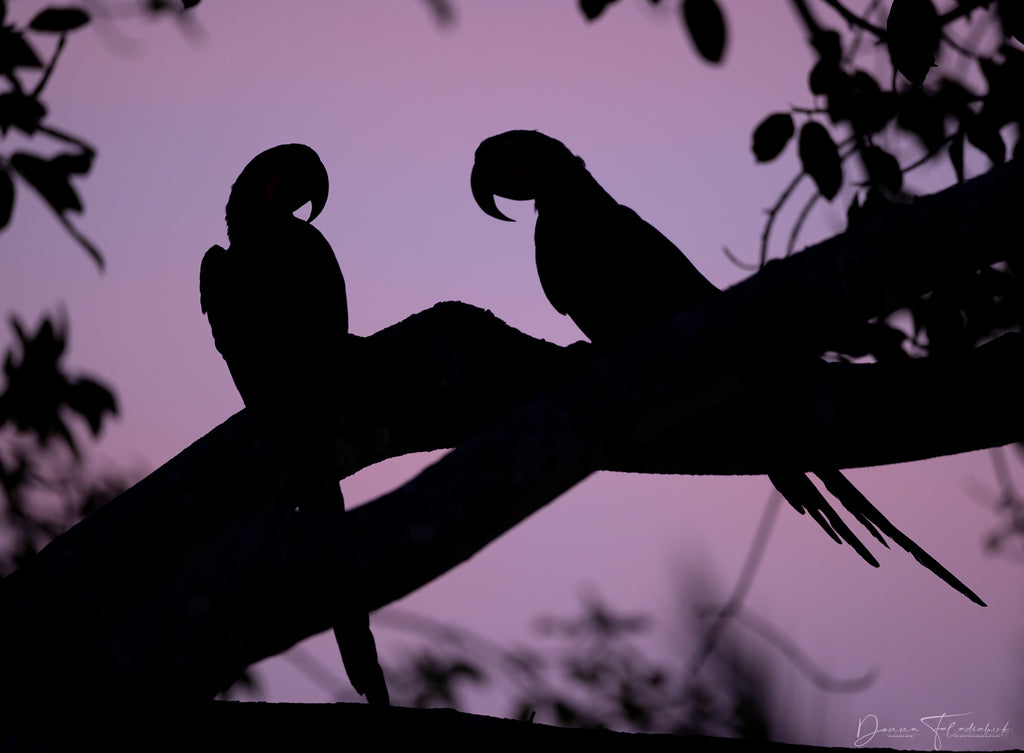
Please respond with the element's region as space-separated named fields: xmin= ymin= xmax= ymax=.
xmin=786 ymin=190 xmax=820 ymax=257
xmin=31 ymin=32 xmax=68 ymax=99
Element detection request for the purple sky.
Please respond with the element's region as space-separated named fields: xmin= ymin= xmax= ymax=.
xmin=2 ymin=1 xmax=1022 ymax=748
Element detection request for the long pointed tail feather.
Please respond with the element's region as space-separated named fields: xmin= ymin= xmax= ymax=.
xmin=768 ymin=471 xmax=880 ymax=567
xmin=814 ymin=468 xmax=986 ymax=607
xmin=334 ymin=613 xmax=390 ymax=705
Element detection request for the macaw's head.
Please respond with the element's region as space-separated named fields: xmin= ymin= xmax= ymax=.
xmin=471 ymin=130 xmax=586 ymax=221
xmin=225 ymin=143 xmax=329 ymax=240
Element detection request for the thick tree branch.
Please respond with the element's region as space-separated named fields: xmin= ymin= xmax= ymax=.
xmin=625 ymin=332 xmax=1024 ymax=474
xmin=157 ymin=701 xmax=847 ymax=753
xmin=2 ymin=160 xmax=1022 ymax=741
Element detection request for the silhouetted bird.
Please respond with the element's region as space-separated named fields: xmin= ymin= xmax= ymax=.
xmin=472 ymin=129 xmax=984 ymax=606
xmin=201 ymin=144 xmax=391 ymax=703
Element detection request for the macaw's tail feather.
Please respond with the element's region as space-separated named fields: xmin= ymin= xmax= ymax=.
xmin=769 ymin=469 xmax=985 ymax=607
xmin=335 ymin=614 xmax=390 ymax=706
xmin=768 ymin=471 xmax=879 ymax=566
xmin=815 ymin=468 xmax=987 ymax=607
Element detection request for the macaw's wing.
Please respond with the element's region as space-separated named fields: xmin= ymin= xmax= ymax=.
xmin=536 ymin=201 xmax=718 ymax=344
xmin=200 ymin=242 xmax=250 ymax=356
xmin=200 ymin=243 xmax=260 ymax=402
xmin=282 ymin=221 xmax=348 ymax=339
xmin=605 ymin=204 xmax=719 ymax=328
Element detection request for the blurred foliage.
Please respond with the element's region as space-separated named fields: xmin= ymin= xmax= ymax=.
xmin=977 ymin=446 xmax=1024 ymax=565
xmin=0 ymin=2 xmax=198 ymax=573
xmin=581 ymin=0 xmax=1024 ymax=363
xmin=0 ymin=311 xmax=116 ymax=450
xmin=354 ymin=588 xmax=872 ymax=739
xmin=0 ymin=0 xmax=202 ymax=268
xmin=0 ymin=311 xmax=123 ymax=575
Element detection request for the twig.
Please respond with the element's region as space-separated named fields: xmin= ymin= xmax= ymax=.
xmin=789 ymin=0 xmax=823 ymax=39
xmin=899 ymin=128 xmax=960 ymax=177
xmin=939 ymin=0 xmax=996 ymax=26
xmin=816 ymin=0 xmax=886 ymax=39
xmin=721 ymin=245 xmax=761 ymax=272
xmin=760 ymin=171 xmax=804 ymax=267
xmin=842 ymin=0 xmax=884 ymax=61
xmin=682 ymin=491 xmax=782 ymax=681
xmin=51 ymin=210 xmax=105 ymax=270
xmin=32 ymin=32 xmax=67 ymax=99
xmin=36 ymin=125 xmax=96 ymax=156
xmin=731 ymin=609 xmax=877 ymax=692
xmin=786 ymin=190 xmax=820 ymax=257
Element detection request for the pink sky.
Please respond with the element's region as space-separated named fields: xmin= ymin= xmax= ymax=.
xmin=2 ymin=1 xmax=1022 ymax=748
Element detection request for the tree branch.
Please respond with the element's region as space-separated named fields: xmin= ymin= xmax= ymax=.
xmin=66 ymin=699 xmax=848 ymax=753
xmin=2 ymin=159 xmax=1022 ymax=740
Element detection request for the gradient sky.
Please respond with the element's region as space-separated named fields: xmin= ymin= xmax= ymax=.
xmin=2 ymin=1 xmax=1022 ymax=748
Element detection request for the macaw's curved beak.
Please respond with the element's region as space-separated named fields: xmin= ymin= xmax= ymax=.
xmin=471 ymin=161 xmax=515 ymax=222
xmin=288 ymin=144 xmax=328 ymax=223
xmin=471 ymin=132 xmax=542 ymax=222
xmin=253 ymin=143 xmax=329 ymax=221
xmin=306 ymin=163 xmax=328 ymax=223
xmin=226 ymin=143 xmax=330 ymax=237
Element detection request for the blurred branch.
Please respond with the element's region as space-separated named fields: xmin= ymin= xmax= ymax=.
xmin=30 ymin=30 xmax=66 ymax=99
xmin=683 ymin=493 xmax=782 ymax=681
xmin=977 ymin=446 xmax=1024 ymax=562
xmin=726 ymin=609 xmax=876 ymax=693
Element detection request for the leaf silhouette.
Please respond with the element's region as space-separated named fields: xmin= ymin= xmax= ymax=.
xmin=751 ymin=113 xmax=794 ymax=163
xmin=579 ymin=0 xmax=619 ymax=21
xmin=681 ymin=0 xmax=726 ymax=64
xmin=998 ymin=0 xmax=1024 ymax=44
xmin=65 ymin=377 xmax=118 ymax=435
xmin=52 ymin=150 xmax=94 ymax=176
xmin=967 ymin=115 xmax=1006 ymax=166
xmin=798 ymin=122 xmax=842 ymax=200
xmin=978 ymin=55 xmax=1024 ymax=128
xmin=29 ymin=7 xmax=90 ymax=33
xmin=897 ymin=88 xmax=945 ymax=152
xmin=0 ymin=26 xmax=42 ymax=76
xmin=860 ymin=145 xmax=902 ymax=193
xmin=0 ymin=313 xmax=116 ymax=451
xmin=841 ymin=71 xmax=897 ymax=136
xmin=0 ymin=314 xmax=72 ymax=448
xmin=0 ymin=168 xmax=13 ymax=231
xmin=887 ymin=0 xmax=940 ymax=85
xmin=10 ymin=152 xmax=83 ymax=213
xmin=0 ymin=91 xmax=47 ymax=135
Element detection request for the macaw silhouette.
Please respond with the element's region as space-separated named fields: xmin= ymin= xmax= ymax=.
xmin=472 ymin=129 xmax=983 ymax=606
xmin=201 ymin=143 xmax=391 ymax=703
